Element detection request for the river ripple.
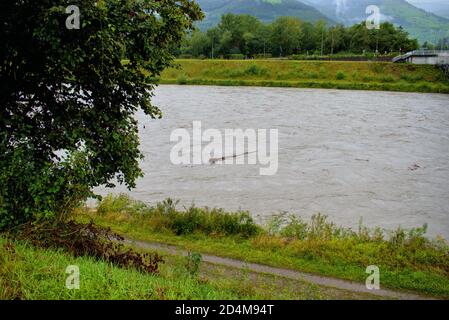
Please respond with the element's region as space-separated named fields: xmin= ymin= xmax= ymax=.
xmin=94 ymin=85 xmax=449 ymax=238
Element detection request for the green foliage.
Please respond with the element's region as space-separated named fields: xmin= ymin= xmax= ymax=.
xmin=227 ymin=54 xmax=245 ymax=60
xmin=0 ymin=148 xmax=92 ymax=228
xmin=80 ymin=195 xmax=449 ymax=297
xmin=335 ymin=71 xmax=346 ymax=80
xmin=159 ymin=60 xmax=449 ymax=94
xmin=97 ymin=194 xmax=261 ymax=237
xmin=176 ymin=75 xmax=188 ymax=85
xmin=280 ymin=216 xmax=308 ymax=240
xmin=0 ymin=1 xmax=202 ymax=229
xmin=0 ymin=237 xmax=260 ymax=300
xmin=14 ymin=220 xmax=164 ymax=274
xmin=185 ymin=251 xmax=202 ymax=277
xmin=164 ymin=206 xmax=260 ymax=237
xmin=1 ymin=235 xmax=373 ymax=300
xmin=264 ymin=213 xmax=442 ymax=250
xmin=380 ymin=75 xmax=395 ymax=83
xmin=180 ymin=13 xmax=419 ymax=58
xmin=244 ymin=64 xmax=270 ymax=76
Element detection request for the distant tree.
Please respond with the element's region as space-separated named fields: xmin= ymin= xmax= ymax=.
xmin=189 ymin=30 xmax=211 ymax=57
xmin=348 ymin=23 xmax=371 ymax=53
xmin=179 ymin=14 xmax=420 ymax=58
xmin=326 ymin=24 xmax=348 ymax=55
xmin=314 ymin=20 xmax=328 ymax=55
xmin=207 ymin=27 xmax=222 ymax=58
xmin=216 ymin=14 xmax=263 ymax=57
xmin=0 ymin=0 xmax=202 ymax=229
xmin=301 ymin=22 xmax=317 ymax=53
xmin=394 ymin=26 xmax=419 ymax=52
xmin=270 ymin=17 xmax=303 ymax=56
xmin=219 ymin=30 xmax=234 ymax=55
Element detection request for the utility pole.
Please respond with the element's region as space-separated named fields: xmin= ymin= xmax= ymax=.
xmin=376 ymin=32 xmax=379 ymax=55
xmin=331 ymin=29 xmax=334 ymax=55
xmin=321 ymin=29 xmax=324 ymax=56
xmin=263 ymin=39 xmax=266 ymax=58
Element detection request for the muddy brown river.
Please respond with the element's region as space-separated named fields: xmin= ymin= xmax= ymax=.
xmin=94 ymin=85 xmax=449 ymax=238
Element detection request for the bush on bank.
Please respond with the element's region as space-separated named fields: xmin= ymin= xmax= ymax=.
xmin=97 ymin=194 xmax=261 ymax=238
xmin=80 ymin=194 xmax=449 ymax=297
xmin=159 ymin=60 xmax=449 ymax=94
xmin=92 ymin=194 xmax=449 ymax=276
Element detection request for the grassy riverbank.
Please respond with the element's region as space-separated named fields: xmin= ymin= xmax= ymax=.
xmin=158 ymin=59 xmax=449 ymax=93
xmin=0 ymin=237 xmax=239 ymax=300
xmin=74 ymin=194 xmax=449 ymax=299
xmin=3 ymin=194 xmax=447 ymax=299
xmin=0 ymin=236 xmax=384 ymax=300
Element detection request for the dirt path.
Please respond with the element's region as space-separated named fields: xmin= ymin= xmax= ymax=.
xmin=125 ymin=238 xmax=435 ymax=300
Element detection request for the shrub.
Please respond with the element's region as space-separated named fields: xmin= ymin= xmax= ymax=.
xmin=178 ymin=54 xmax=193 ymax=59
xmin=400 ymin=74 xmax=424 ymax=82
xmin=227 ymin=54 xmax=245 ymax=60
xmin=254 ymin=53 xmax=272 ymax=59
xmin=336 ymin=71 xmax=346 ymax=80
xmin=244 ymin=64 xmax=270 ymax=77
xmin=0 ymin=149 xmax=93 ymax=230
xmin=281 ymin=216 xmax=308 ymax=240
xmin=97 ymin=193 xmax=143 ymax=215
xmin=266 ymin=213 xmax=286 ymax=236
xmin=362 ymin=75 xmax=373 ymax=82
xmin=251 ymin=234 xmax=287 ymax=250
xmin=185 ymin=251 xmax=202 ymax=277
xmin=177 ymin=75 xmax=188 ymax=84
xmin=15 ymin=221 xmax=164 ymax=274
xmin=380 ymin=75 xmax=395 ymax=83
xmin=166 ymin=205 xmax=260 ymax=237
xmin=97 ymin=194 xmax=261 ymax=238
xmin=371 ymin=63 xmax=385 ymax=73
xmin=307 ymin=72 xmax=319 ymax=79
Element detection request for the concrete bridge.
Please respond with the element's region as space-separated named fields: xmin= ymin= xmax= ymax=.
xmin=392 ymin=50 xmax=449 ymax=65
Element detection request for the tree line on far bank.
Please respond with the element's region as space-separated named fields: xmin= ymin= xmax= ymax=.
xmin=177 ymin=14 xmax=420 ymax=59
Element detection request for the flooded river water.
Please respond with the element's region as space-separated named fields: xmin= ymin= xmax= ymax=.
xmin=94 ymin=85 xmax=449 ymax=238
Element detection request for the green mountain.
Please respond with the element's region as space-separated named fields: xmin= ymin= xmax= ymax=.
xmin=196 ymin=0 xmax=334 ymax=29
xmin=406 ymin=0 xmax=449 ymax=20
xmin=302 ymin=0 xmax=449 ymax=43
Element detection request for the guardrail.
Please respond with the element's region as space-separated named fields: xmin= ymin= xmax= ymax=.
xmin=392 ymin=52 xmax=412 ymax=63
xmin=392 ymin=50 xmax=449 ymax=64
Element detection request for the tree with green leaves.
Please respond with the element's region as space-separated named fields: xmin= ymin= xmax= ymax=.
xmin=188 ymin=30 xmax=211 ymax=58
xmin=180 ymin=13 xmax=418 ymax=58
xmin=269 ymin=17 xmax=303 ymax=57
xmin=0 ymin=0 xmax=202 ymax=229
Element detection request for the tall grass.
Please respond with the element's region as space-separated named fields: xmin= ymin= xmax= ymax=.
xmin=260 ymin=213 xmax=448 ymax=275
xmin=158 ymin=60 xmax=449 ymax=93
xmin=1 ymin=235 xmax=377 ymax=300
xmin=0 ymin=237 xmax=258 ymax=300
xmin=96 ymin=194 xmax=261 ymax=237
xmin=80 ymin=194 xmax=449 ymax=297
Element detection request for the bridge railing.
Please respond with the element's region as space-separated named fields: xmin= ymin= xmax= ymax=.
xmin=407 ymin=50 xmax=449 ymax=56
xmin=392 ymin=53 xmax=411 ymax=63
xmin=392 ymin=50 xmax=449 ymax=63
